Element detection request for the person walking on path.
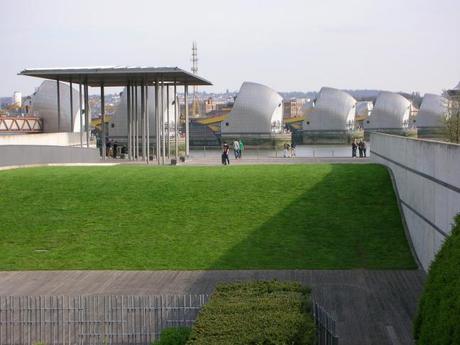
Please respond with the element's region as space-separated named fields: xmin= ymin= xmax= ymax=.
xmin=238 ymin=139 xmax=244 ymax=159
xmin=362 ymin=141 xmax=367 ymax=157
xmin=352 ymin=140 xmax=357 ymax=158
xmin=233 ymin=139 xmax=240 ymax=159
xmin=358 ymin=140 xmax=364 ymax=158
xmin=222 ymin=143 xmax=230 ymax=165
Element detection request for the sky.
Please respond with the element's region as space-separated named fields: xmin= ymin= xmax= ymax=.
xmin=1 ymin=0 xmax=459 ymax=96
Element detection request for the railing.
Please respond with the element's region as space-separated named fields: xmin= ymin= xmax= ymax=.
xmin=0 ymin=295 xmax=209 ymax=345
xmin=313 ymin=301 xmax=339 ymax=345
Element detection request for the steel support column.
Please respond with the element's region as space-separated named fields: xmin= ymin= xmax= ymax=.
xmin=84 ymin=82 xmax=90 ymax=148
xmin=79 ymin=83 xmax=83 ymax=147
xmin=69 ymin=81 xmax=74 ymax=132
xmin=161 ymin=80 xmax=165 ymax=164
xmin=57 ymin=79 xmax=61 ymax=132
xmin=184 ymin=84 xmax=189 ymax=157
xmin=135 ymin=84 xmax=139 ymax=160
xmin=155 ymin=80 xmax=160 ymax=165
xmin=146 ymin=82 xmax=150 ymax=163
xmin=101 ymin=83 xmax=106 ymax=159
xmin=167 ymin=85 xmax=170 ymax=159
xmin=127 ymin=83 xmax=132 ymax=160
xmin=141 ymin=84 xmax=145 ymax=161
xmin=174 ymin=82 xmax=178 ymax=162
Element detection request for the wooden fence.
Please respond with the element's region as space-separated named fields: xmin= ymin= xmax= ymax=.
xmin=0 ymin=295 xmax=208 ymax=345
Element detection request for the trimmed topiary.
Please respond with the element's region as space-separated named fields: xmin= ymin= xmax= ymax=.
xmin=414 ymin=214 xmax=460 ymax=344
xmin=187 ymin=280 xmax=315 ymax=345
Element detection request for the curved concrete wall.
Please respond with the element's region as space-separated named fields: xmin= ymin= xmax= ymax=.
xmin=0 ymin=132 xmax=89 ymax=147
xmin=371 ymin=133 xmax=460 ymax=270
xmin=0 ymin=145 xmax=100 ymax=168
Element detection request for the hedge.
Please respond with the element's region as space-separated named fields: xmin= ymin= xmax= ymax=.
xmin=152 ymin=327 xmax=191 ymax=345
xmin=414 ymin=214 xmax=460 ymax=344
xmin=186 ymin=280 xmax=315 ymax=345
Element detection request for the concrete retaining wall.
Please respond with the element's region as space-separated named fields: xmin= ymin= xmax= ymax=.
xmin=0 ymin=132 xmax=89 ymax=147
xmin=371 ymin=132 xmax=460 ymax=270
xmin=0 ymin=145 xmax=100 ymax=168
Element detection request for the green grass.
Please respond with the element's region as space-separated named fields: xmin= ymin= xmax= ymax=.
xmin=0 ymin=164 xmax=416 ymax=270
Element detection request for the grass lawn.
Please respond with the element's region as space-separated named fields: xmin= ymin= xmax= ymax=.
xmin=0 ymin=164 xmax=416 ymax=270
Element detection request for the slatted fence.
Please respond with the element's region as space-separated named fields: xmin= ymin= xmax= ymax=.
xmin=0 ymin=295 xmax=208 ymax=345
xmin=313 ymin=301 xmax=339 ymax=345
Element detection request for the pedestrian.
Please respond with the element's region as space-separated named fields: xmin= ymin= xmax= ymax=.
xmin=351 ymin=140 xmax=357 ymax=158
xmin=113 ymin=141 xmax=118 ymax=159
xmin=362 ymin=141 xmax=367 ymax=157
xmin=222 ymin=143 xmax=230 ymax=165
xmin=233 ymin=139 xmax=240 ymax=159
xmin=358 ymin=140 xmax=363 ymax=158
xmin=283 ymin=143 xmax=289 ymax=158
xmin=238 ymin=138 xmax=244 ymax=159
xmin=291 ymin=143 xmax=296 ymax=157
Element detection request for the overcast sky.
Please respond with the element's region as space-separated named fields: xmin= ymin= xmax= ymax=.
xmin=1 ymin=0 xmax=459 ymax=96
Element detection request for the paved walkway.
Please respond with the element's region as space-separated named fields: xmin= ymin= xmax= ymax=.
xmin=0 ymin=269 xmax=424 ymax=345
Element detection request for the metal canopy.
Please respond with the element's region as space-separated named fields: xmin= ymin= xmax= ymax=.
xmin=18 ymin=66 xmax=212 ymax=87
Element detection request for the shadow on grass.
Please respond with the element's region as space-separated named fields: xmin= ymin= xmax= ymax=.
xmin=206 ymin=164 xmax=417 ymax=270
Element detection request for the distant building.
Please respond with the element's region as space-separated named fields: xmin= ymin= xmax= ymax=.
xmin=283 ymin=99 xmax=303 ymax=118
xmin=303 ymin=87 xmax=356 ymax=144
xmin=363 ymin=91 xmax=412 ymax=133
xmin=13 ymin=91 xmax=22 ymax=107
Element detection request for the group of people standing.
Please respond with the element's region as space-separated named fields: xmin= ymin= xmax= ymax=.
xmin=352 ymin=139 xmax=367 ymax=158
xmin=221 ymin=139 xmax=244 ymax=165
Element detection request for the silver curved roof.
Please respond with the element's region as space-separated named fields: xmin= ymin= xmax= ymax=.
xmin=109 ymin=86 xmax=175 ymax=139
xmin=303 ymin=87 xmax=356 ymax=131
xmin=221 ymin=81 xmax=283 ymax=134
xmin=31 ymin=80 xmax=83 ymax=133
xmin=415 ymin=93 xmax=446 ymax=128
xmin=364 ymin=91 xmax=411 ymax=129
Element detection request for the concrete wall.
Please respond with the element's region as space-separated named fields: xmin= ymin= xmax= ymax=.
xmin=371 ymin=133 xmax=460 ymax=270
xmin=0 ymin=145 xmax=100 ymax=168
xmin=0 ymin=132 xmax=89 ymax=147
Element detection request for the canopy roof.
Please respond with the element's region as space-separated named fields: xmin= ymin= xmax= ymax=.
xmin=19 ymin=66 xmax=212 ymax=87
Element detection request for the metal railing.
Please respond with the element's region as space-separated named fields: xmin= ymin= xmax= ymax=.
xmin=0 ymin=295 xmax=208 ymax=345
xmin=313 ymin=301 xmax=339 ymax=345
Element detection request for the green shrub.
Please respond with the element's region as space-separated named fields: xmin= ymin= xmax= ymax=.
xmin=152 ymin=327 xmax=191 ymax=345
xmin=187 ymin=280 xmax=315 ymax=345
xmin=414 ymin=214 xmax=460 ymax=344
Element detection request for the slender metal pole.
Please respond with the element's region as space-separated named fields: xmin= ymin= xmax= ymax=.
xmin=127 ymin=84 xmax=131 ymax=160
xmin=69 ymin=81 xmax=74 ymax=132
xmin=57 ymin=79 xmax=61 ymax=132
xmin=79 ymin=83 xmax=83 ymax=147
xmin=101 ymin=83 xmax=106 ymax=159
xmin=84 ymin=82 xmax=89 ymax=148
xmin=167 ymin=85 xmax=170 ymax=159
xmin=131 ymin=85 xmax=135 ymax=160
xmin=146 ymin=82 xmax=150 ymax=163
xmin=185 ymin=84 xmax=189 ymax=157
xmin=174 ymin=82 xmax=178 ymax=162
xmin=155 ymin=80 xmax=160 ymax=165
xmin=141 ymin=84 xmax=145 ymax=161
xmin=161 ymin=80 xmax=165 ymax=164
xmin=135 ymin=84 xmax=139 ymax=160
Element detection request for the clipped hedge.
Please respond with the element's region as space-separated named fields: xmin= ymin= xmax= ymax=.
xmin=187 ymin=280 xmax=315 ymax=345
xmin=152 ymin=327 xmax=191 ymax=345
xmin=414 ymin=214 xmax=460 ymax=344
